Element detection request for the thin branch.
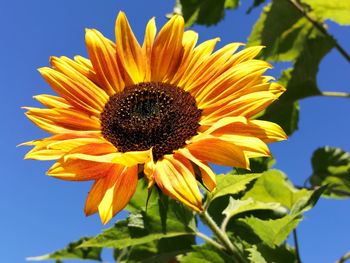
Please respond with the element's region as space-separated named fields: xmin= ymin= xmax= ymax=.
xmin=199 ymin=210 xmax=246 ymax=262
xmin=286 ymin=0 xmax=350 ymax=64
xmin=293 ymin=229 xmax=302 ymax=263
xmin=320 ymin=91 xmax=350 ymax=98
xmin=195 ymin=231 xmax=226 ymax=251
xmin=336 ymin=251 xmax=350 ymax=263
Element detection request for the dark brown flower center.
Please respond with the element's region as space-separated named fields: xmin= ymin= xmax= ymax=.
xmin=100 ymin=82 xmax=201 ymax=161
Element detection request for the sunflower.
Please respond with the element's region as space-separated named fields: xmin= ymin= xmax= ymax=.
xmin=23 ymin=12 xmax=287 ymax=224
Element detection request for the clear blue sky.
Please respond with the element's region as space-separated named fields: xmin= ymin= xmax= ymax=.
xmin=2 ymin=0 xmax=349 ymax=262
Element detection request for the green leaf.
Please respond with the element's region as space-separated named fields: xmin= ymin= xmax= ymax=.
xmin=248 ymin=0 xmax=335 ymax=135
xmin=114 ymin=235 xmax=195 ymax=263
xmin=209 ymin=173 xmax=261 ymax=201
xmin=302 ymin=0 xmax=350 ymax=25
xmin=260 ymin=100 xmax=300 ymax=136
xmin=247 ymin=244 xmax=297 ymax=263
xmin=248 ymin=1 xmax=313 ymax=62
xmin=238 ymin=215 xmax=302 ymax=248
xmin=243 ymin=170 xmax=309 ymax=210
xmin=27 ymin=237 xmax=102 ymax=261
xmin=309 ymin=146 xmax=350 ymax=198
xmin=81 ymin=184 xmax=196 ymax=249
xmin=179 ymin=244 xmax=235 ymax=263
xmin=247 ymin=0 xmax=267 ymax=14
xmin=246 ymin=246 xmax=267 ymax=263
xmin=223 ymin=197 xmax=287 ymax=220
xmin=179 ymin=0 xmax=239 ymax=27
xmin=234 ymin=157 xmax=275 ymax=174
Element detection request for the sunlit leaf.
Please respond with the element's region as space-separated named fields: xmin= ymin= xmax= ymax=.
xmin=243 ymin=170 xmax=309 ymax=209
xmin=209 ymin=173 xmax=261 ymax=201
xmin=179 ymin=0 xmax=239 ymax=27
xmin=239 ymin=215 xmax=302 ymax=248
xmin=27 ymin=237 xmax=102 ymax=261
xmin=302 ymin=0 xmax=350 ymax=25
xmin=222 ymin=197 xmax=287 ymax=220
xmin=309 ymin=146 xmax=350 ymax=198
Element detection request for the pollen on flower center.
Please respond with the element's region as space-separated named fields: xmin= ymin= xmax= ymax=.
xmin=101 ymin=82 xmax=202 ymax=160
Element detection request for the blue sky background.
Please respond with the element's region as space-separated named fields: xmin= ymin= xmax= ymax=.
xmin=1 ymin=0 xmax=349 ymax=262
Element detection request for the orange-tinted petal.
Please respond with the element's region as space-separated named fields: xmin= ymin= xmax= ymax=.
xmin=24 ymin=107 xmax=100 ymax=134
xmin=186 ymin=137 xmax=249 ymax=169
xmin=38 ymin=67 xmax=104 ymax=115
xmin=176 ymin=148 xmax=216 ymax=191
xmin=151 ymin=15 xmax=184 ymax=82
xmin=115 ymin=12 xmax=147 ymax=84
xmin=97 ymin=165 xmax=138 ymax=224
xmin=154 ymin=155 xmax=202 ymax=211
xmin=85 ymin=29 xmax=125 ymax=94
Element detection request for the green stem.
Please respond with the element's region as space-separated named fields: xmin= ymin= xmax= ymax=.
xmin=286 ymin=0 xmax=350 ymax=64
xmin=336 ymin=251 xmax=350 ymax=263
xmin=200 ymin=210 xmax=246 ymax=262
xmin=293 ymin=229 xmax=302 ymax=263
xmin=320 ymin=91 xmax=350 ymax=98
xmin=195 ymin=231 xmax=226 ymax=251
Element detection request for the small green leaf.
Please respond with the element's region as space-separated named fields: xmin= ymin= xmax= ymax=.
xmin=27 ymin=237 xmax=102 ymax=261
xmin=309 ymin=146 xmax=350 ymax=198
xmin=114 ymin=235 xmax=195 ymax=263
xmin=179 ymin=0 xmax=239 ymax=27
xmin=247 ymin=244 xmax=297 ymax=263
xmin=246 ymin=246 xmax=267 ymax=263
xmin=223 ymin=197 xmax=287 ymax=220
xmin=302 ymin=0 xmax=350 ymax=25
xmin=209 ymin=173 xmax=261 ymax=201
xmin=179 ymin=244 xmax=235 ymax=263
xmin=239 ymin=215 xmax=302 ymax=248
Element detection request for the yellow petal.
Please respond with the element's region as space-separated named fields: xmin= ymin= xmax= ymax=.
xmin=142 ymin=17 xmax=157 ymax=81
xmin=176 ymin=148 xmax=216 ymax=191
xmin=50 ymin=56 xmax=109 ymax=104
xmin=33 ymin=94 xmax=70 ymax=109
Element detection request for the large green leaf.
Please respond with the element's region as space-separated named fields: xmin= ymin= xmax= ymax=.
xmin=209 ymin=173 xmax=261 ymax=201
xmin=309 ymin=146 xmax=350 ymax=198
xmin=179 ymin=244 xmax=235 ymax=263
xmin=80 ymin=183 xmax=196 ymax=249
xmin=248 ymin=0 xmax=335 ymax=135
xmin=179 ymin=0 xmax=239 ymax=27
xmin=243 ymin=170 xmax=309 ymax=210
xmin=238 ymin=215 xmax=302 ymax=248
xmin=302 ymin=0 xmax=350 ymax=25
xmin=114 ymin=235 xmax=195 ymax=263
xmin=27 ymin=237 xmax=102 ymax=262
xmin=248 ymin=1 xmax=310 ymax=61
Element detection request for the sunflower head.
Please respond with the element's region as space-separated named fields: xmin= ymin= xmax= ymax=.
xmin=22 ymin=12 xmax=287 ymax=224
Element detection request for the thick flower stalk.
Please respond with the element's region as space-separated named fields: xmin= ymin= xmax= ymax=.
xmin=22 ymin=12 xmax=287 ymax=224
